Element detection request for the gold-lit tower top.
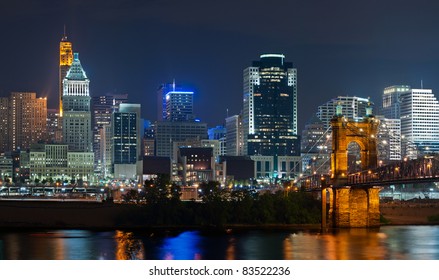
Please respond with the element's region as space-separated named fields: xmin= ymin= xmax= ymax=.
xmin=59 ymin=27 xmax=73 ymax=117
xmin=60 ymin=39 xmax=73 ymax=66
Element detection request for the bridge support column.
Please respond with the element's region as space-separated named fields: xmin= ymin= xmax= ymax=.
xmin=367 ymin=187 xmax=381 ymax=227
xmin=329 ymin=186 xmax=381 ymax=228
xmin=321 ymin=188 xmax=327 ymax=229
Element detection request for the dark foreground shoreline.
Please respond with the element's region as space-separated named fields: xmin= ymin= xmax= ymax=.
xmin=1 ymin=199 xmax=439 ymax=231
xmin=0 ymin=199 xmax=317 ymax=231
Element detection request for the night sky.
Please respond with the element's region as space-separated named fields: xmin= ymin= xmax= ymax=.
xmin=2 ymin=0 xmax=439 ymax=132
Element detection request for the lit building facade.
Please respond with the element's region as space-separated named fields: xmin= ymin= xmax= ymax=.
xmin=157 ymin=82 xmax=194 ymax=121
xmin=243 ymin=54 xmax=299 ymax=158
xmin=59 ymin=32 xmax=73 ymax=117
xmin=155 ymin=121 xmax=208 ymax=158
xmin=381 ymin=85 xmax=411 ymax=119
xmin=0 ymin=98 xmax=9 ymax=152
xmin=143 ymin=120 xmax=155 ymax=156
xmin=91 ymin=93 xmax=128 ymax=176
xmin=47 ymin=109 xmax=62 ymax=143
xmin=377 ymin=117 xmax=401 ymax=164
xmin=317 ymin=96 xmax=372 ymax=129
xmin=62 ymin=53 xmax=92 ymax=152
xmin=301 ymin=115 xmax=327 ymax=154
xmin=157 ymin=83 xmax=176 ymax=121
xmin=225 ymin=114 xmax=244 ymax=156
xmin=100 ymin=125 xmax=113 ymax=178
xmin=0 ymin=153 xmax=13 ymax=181
xmin=178 ymin=147 xmax=215 ymax=186
xmin=172 ymin=138 xmax=222 ymax=164
xmin=28 ymin=144 xmax=94 ymax=182
xmin=202 ymin=140 xmax=221 ymax=162
xmin=165 ymin=90 xmax=194 ymax=122
xmin=208 ymin=125 xmax=226 ymax=157
xmin=400 ymin=88 xmax=439 ymax=157
xmin=300 ymin=115 xmax=330 ymax=175
xmin=9 ymin=92 xmax=47 ymax=151
xmin=243 ymin=54 xmax=299 ymax=180
xmin=155 ymin=81 xmax=204 ymax=157
xmin=112 ymin=103 xmax=142 ymax=180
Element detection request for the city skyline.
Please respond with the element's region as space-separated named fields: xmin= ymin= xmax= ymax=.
xmin=2 ymin=1 xmax=439 ymax=131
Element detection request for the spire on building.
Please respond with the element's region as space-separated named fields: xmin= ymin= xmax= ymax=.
xmin=65 ymin=53 xmax=88 ymax=80
xmin=61 ymin=25 xmax=68 ymax=41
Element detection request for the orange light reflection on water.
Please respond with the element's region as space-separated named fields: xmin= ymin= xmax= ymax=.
xmin=283 ymin=229 xmax=390 ymax=260
xmin=115 ymin=230 xmax=145 ymax=260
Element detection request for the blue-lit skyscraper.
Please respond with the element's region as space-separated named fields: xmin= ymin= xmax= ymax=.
xmin=155 ymin=82 xmax=207 ymax=159
xmin=157 ymin=82 xmax=194 ymax=122
xmin=165 ymin=90 xmax=194 ymax=121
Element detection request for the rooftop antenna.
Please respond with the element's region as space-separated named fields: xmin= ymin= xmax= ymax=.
xmin=421 ymin=79 xmax=424 ymax=89
xmin=62 ymin=24 xmax=67 ymax=41
xmin=226 ymin=108 xmax=229 ymax=118
xmin=172 ymin=79 xmax=176 ymax=91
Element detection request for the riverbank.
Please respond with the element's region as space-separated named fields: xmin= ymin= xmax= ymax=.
xmin=0 ymin=199 xmax=321 ymax=230
xmin=1 ymin=199 xmax=439 ymax=230
xmin=380 ymin=199 xmax=439 ymax=225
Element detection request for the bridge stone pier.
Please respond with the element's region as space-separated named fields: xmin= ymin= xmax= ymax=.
xmin=325 ymin=103 xmax=381 ymax=228
xmin=325 ymin=186 xmax=381 ymax=228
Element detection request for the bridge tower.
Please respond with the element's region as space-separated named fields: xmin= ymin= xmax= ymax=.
xmin=325 ymin=102 xmax=381 ymax=227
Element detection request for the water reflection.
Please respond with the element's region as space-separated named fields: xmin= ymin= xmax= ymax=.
xmin=0 ymin=226 xmax=438 ymax=260
xmin=115 ymin=231 xmax=144 ymax=260
xmin=284 ymin=229 xmax=388 ymax=260
xmin=158 ymin=231 xmax=201 ymax=260
xmin=226 ymin=237 xmax=236 ymax=260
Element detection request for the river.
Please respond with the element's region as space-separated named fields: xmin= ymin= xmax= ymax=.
xmin=0 ymin=225 xmax=438 ymax=260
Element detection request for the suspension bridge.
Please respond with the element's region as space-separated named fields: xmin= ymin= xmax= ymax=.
xmin=298 ymin=103 xmax=439 ymax=228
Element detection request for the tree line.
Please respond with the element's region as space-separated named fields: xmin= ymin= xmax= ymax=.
xmin=119 ymin=174 xmax=322 ymax=227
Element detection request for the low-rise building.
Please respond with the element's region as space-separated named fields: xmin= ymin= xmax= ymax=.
xmin=26 ymin=144 xmax=94 ymax=183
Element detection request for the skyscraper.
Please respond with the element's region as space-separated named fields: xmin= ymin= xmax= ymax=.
xmin=155 ymin=81 xmax=206 ymax=159
xmin=165 ymin=90 xmax=194 ymax=122
xmin=46 ymin=109 xmax=62 ymax=143
xmin=317 ymin=96 xmax=372 ymax=129
xmin=113 ymin=103 xmax=142 ymax=180
xmin=381 ymin=85 xmax=411 ymax=119
xmin=242 ymin=54 xmax=301 ymax=180
xmin=9 ymin=92 xmax=47 ymax=151
xmin=62 ymin=53 xmax=92 ymax=152
xmin=225 ymin=114 xmax=244 ymax=156
xmin=0 ymin=98 xmax=9 ymax=152
xmin=59 ymin=30 xmax=73 ymax=117
xmin=157 ymin=83 xmax=174 ymax=121
xmin=243 ymin=54 xmax=300 ymax=157
xmin=91 ymin=93 xmax=128 ymax=175
xmin=0 ymin=94 xmax=47 ymax=153
xmin=157 ymin=82 xmax=195 ymax=122
xmin=377 ymin=117 xmax=401 ymax=163
xmin=113 ymin=104 xmax=141 ymax=165
xmin=400 ymin=88 xmax=439 ymax=157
